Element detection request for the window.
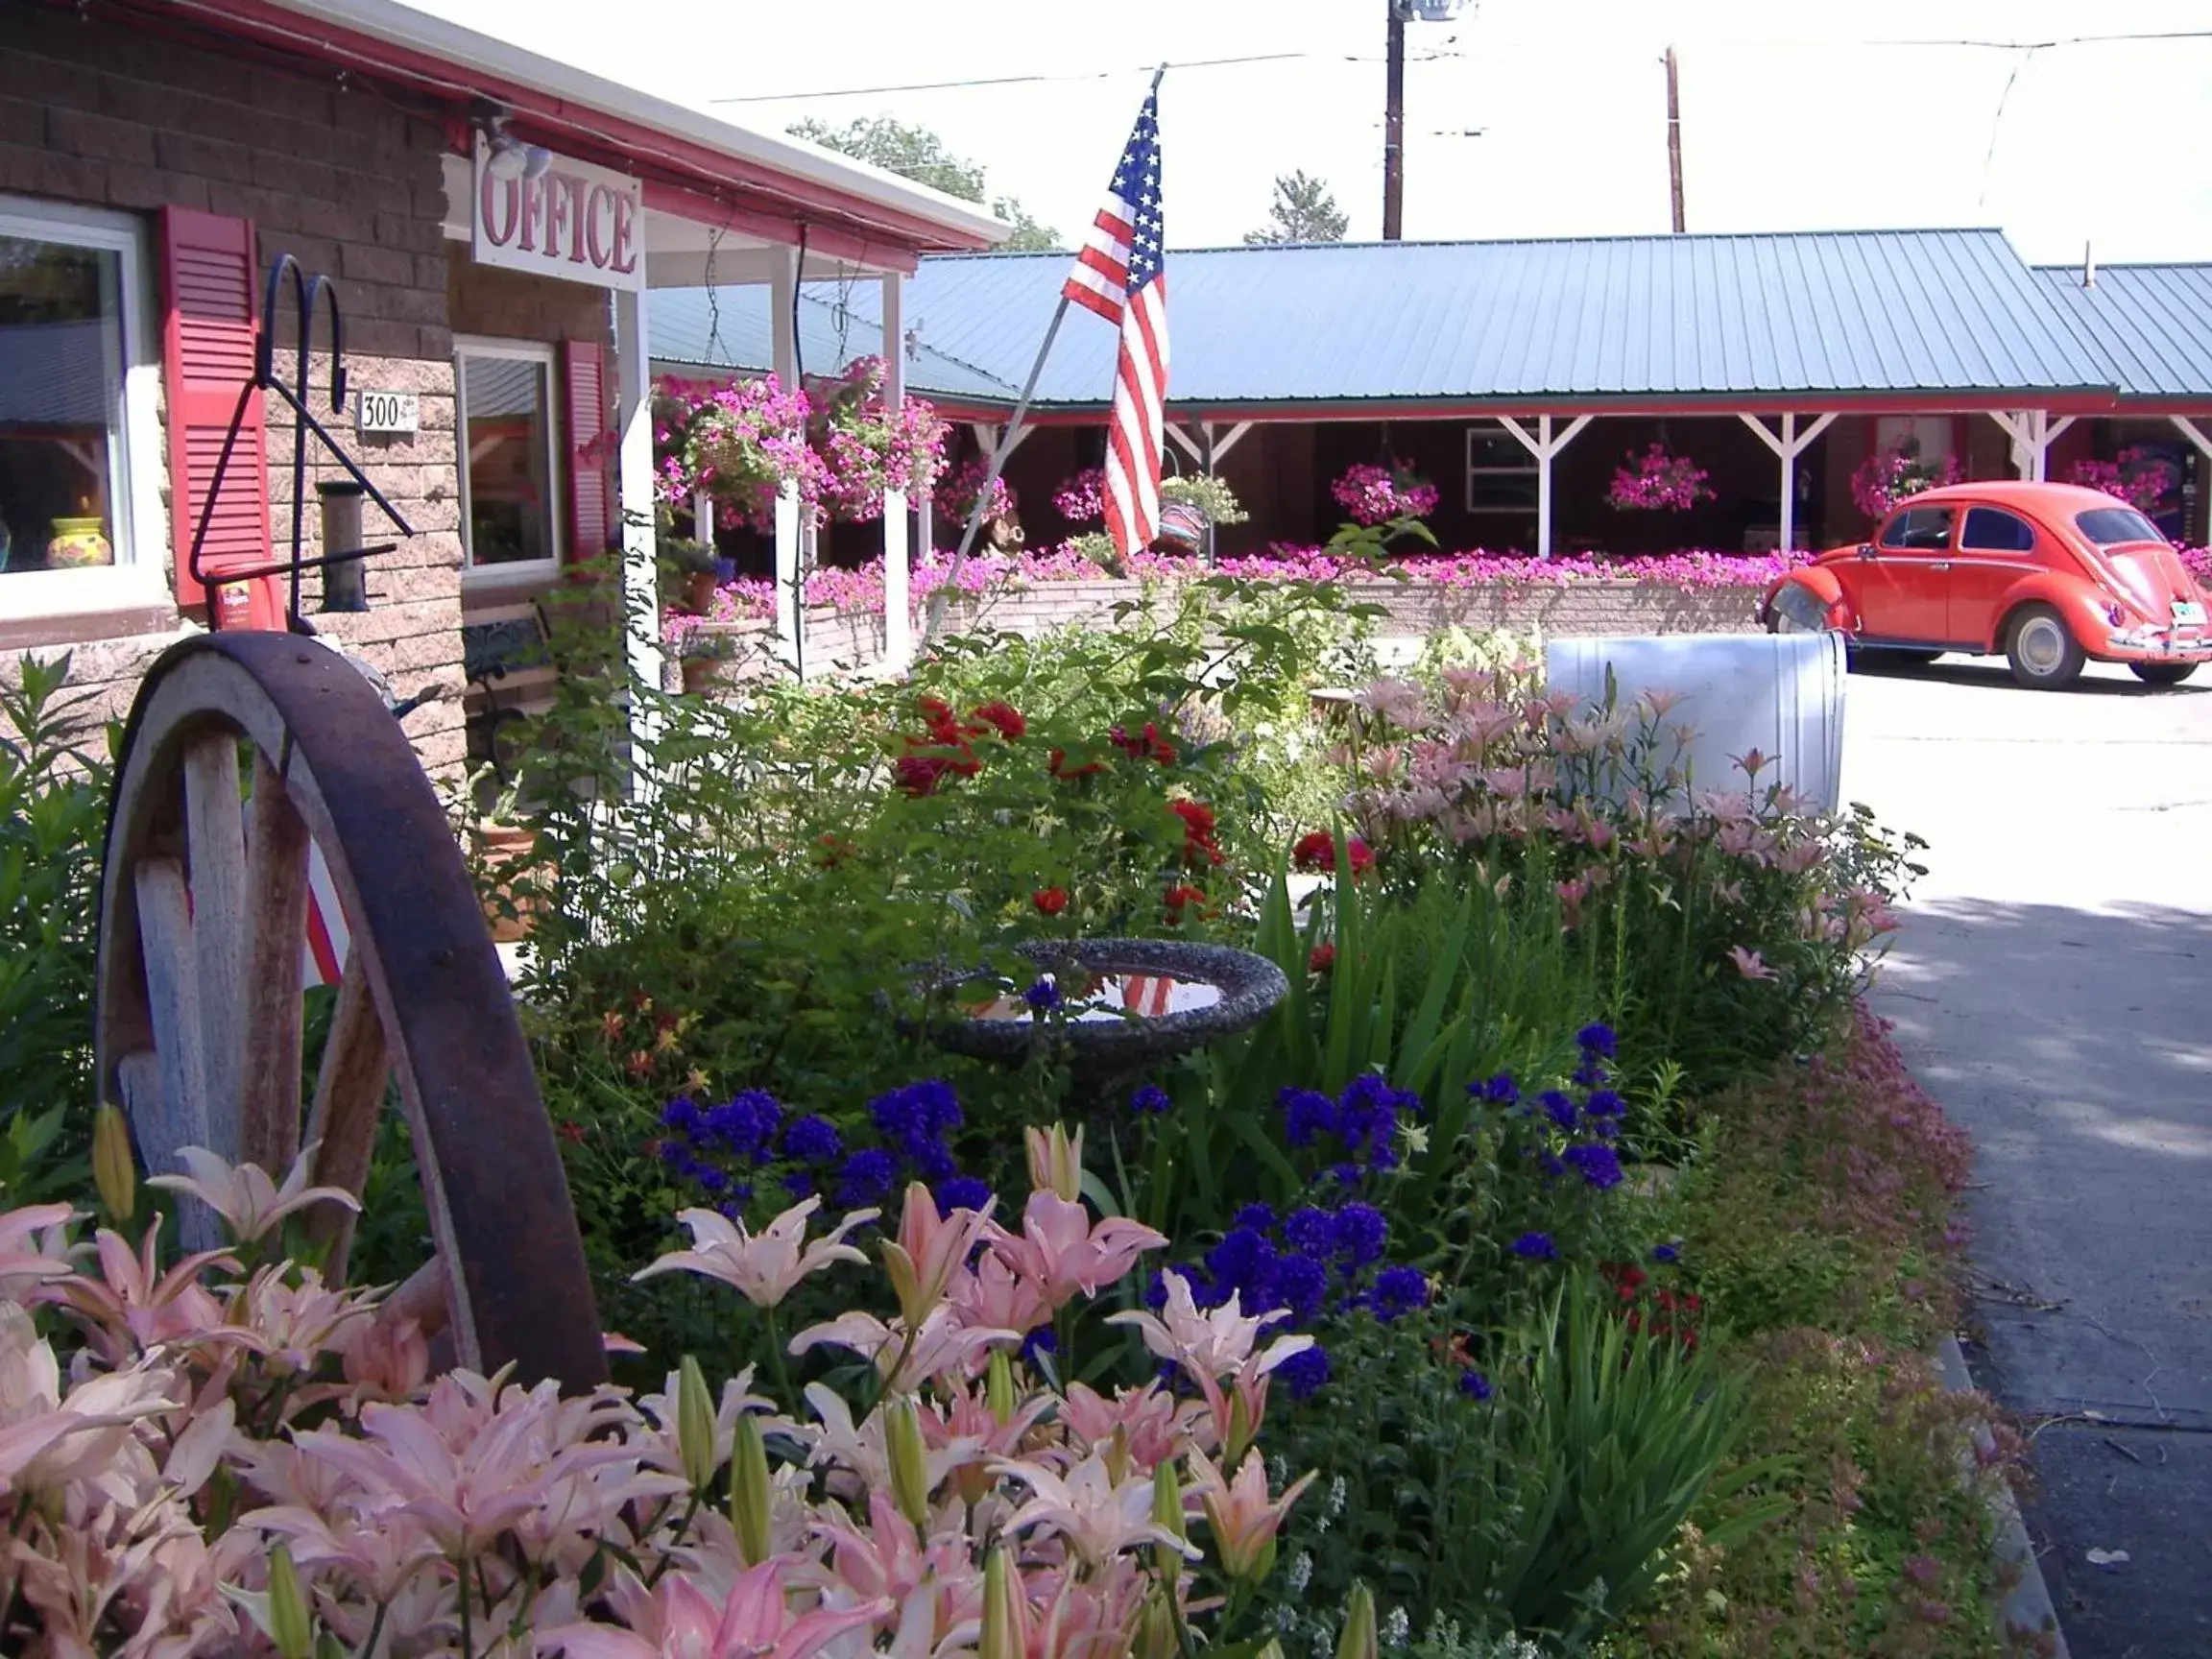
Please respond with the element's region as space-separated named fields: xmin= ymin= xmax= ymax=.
xmin=0 ymin=198 xmax=162 ymax=618
xmin=2076 ymin=506 xmax=2164 ymax=547
xmin=1879 ymin=506 xmax=1955 ymax=552
xmin=455 ymin=339 xmax=562 ymax=581
xmin=1465 ymin=424 xmax=1536 ymax=513
xmin=1960 ymin=506 xmax=2036 ymax=553
xmin=1874 ymin=414 xmax=1957 ymax=469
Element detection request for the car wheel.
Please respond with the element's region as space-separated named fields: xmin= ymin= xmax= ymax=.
xmin=1765 ymin=582 xmax=1831 ymax=636
xmin=2129 ymin=662 xmax=2199 ymax=686
xmin=2005 ymin=605 xmax=2084 ymax=690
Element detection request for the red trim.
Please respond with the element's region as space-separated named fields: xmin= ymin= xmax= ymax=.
xmin=912 ymin=392 xmax=2128 ymax=424
xmin=562 ymin=339 xmax=613 ymax=566
xmin=159 ymin=206 xmax=268 ymax=609
xmin=125 ymin=0 xmax=994 ymax=255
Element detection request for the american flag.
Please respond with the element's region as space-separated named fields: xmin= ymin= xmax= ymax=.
xmin=1063 ymin=85 xmax=1168 ymax=559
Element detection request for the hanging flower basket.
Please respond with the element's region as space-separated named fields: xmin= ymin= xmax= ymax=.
xmin=934 ymin=457 xmax=1015 ymax=526
xmin=2069 ymin=446 xmax=2177 ymax=515
xmin=1331 ymin=462 xmax=1439 ymax=526
xmin=807 ymin=356 xmax=948 ymax=524
xmin=1052 ymin=467 xmax=1106 ymax=524
xmin=660 ymin=373 xmax=821 ymax=531
xmin=1606 ymin=444 xmax=1713 ymax=512
xmin=1850 ymin=441 xmax=1961 ymax=517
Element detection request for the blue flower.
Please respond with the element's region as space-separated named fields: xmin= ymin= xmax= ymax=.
xmin=1143 ymin=1269 xmax=1171 ymax=1310
xmin=1589 ymin=1117 xmax=1621 ymax=1141
xmin=1269 ymin=1255 xmax=1331 ymax=1322
xmin=707 ymin=1091 xmax=782 ymax=1162
xmin=1541 ymin=1090 xmax=1578 ymax=1132
xmin=1652 ymin=1243 xmax=1681 ymax=1263
xmin=835 ymin=1148 xmax=898 ymax=1208
xmin=695 ymin=1166 xmax=729 ymax=1194
xmin=781 ymin=1115 xmax=843 ymax=1165
xmin=1019 ymin=1326 xmax=1057 ymax=1368
xmin=1372 ymin=1264 xmax=1430 ymax=1322
xmin=1333 ymin=1203 xmax=1388 ymax=1268
xmin=1510 ymin=1231 xmax=1557 ymax=1261
xmin=1279 ymin=1088 xmax=1335 ymax=1147
xmin=1584 ymin=1089 xmax=1625 ymax=1118
xmin=658 ymin=1140 xmax=689 ymax=1167
xmin=1129 ymin=1085 xmax=1172 ymax=1116
xmin=1278 ymin=1344 xmax=1331 ymax=1400
xmin=1458 ymin=1368 xmax=1494 ymax=1402
xmin=1564 ymin=1142 xmax=1625 ymax=1191
xmin=1234 ymin=1203 xmax=1279 ymax=1233
xmin=661 ymin=1096 xmax=702 ymax=1134
xmin=1206 ymin=1228 xmax=1278 ymax=1299
xmin=1283 ymin=1207 xmax=1336 ymax=1259
xmin=1576 ymin=1022 xmax=1618 ymax=1059
xmin=1479 ymin=1073 xmax=1521 ymax=1106
xmin=1023 ymin=976 xmax=1063 ymax=1014
xmin=781 ymin=1169 xmax=816 ymax=1199
xmin=937 ymin=1175 xmax=993 ymax=1216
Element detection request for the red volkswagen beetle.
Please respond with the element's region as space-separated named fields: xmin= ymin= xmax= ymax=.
xmin=1761 ymin=481 xmax=2211 ymax=689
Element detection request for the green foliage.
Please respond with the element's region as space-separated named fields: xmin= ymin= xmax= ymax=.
xmin=788 ymin=115 xmax=1060 ymax=249
xmin=1159 ymin=473 xmax=1250 ymax=526
xmin=0 ymin=655 xmax=108 ymax=1200
xmin=1244 ymin=169 xmax=1351 ymax=245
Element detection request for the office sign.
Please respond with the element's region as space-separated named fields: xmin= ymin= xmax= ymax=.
xmin=471 ymin=136 xmax=644 ymax=292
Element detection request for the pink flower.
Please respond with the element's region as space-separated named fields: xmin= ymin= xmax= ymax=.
xmin=1186 ymin=1447 xmax=1317 ymax=1580
xmin=880 ymin=1182 xmax=995 ymax=1327
xmin=993 ymin=1450 xmax=1194 ymax=1569
xmin=144 ymin=1142 xmax=359 ymax=1244
xmin=789 ymin=1305 xmax=1017 ymax=1393
xmin=544 ymin=1560 xmax=892 ymax=1659
xmin=1107 ymin=1269 xmax=1311 ymax=1382
xmin=987 ymin=1191 xmax=1167 ymax=1315
xmin=1728 ymin=946 xmax=1778 ymax=981
xmin=634 ymin=1196 xmax=878 ymax=1310
xmin=1059 ymin=1381 xmax=1201 ymax=1472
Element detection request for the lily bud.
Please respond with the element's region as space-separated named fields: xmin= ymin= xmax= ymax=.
xmin=981 ymin=1545 xmax=1026 ymax=1659
xmin=730 ymin=1411 xmax=773 ymax=1566
xmin=676 ymin=1356 xmax=716 ymax=1494
xmin=1137 ymin=1591 xmax=1179 ymax=1659
xmin=1023 ymin=1121 xmax=1084 ymax=1202
xmin=267 ymin=1545 xmax=312 ymax=1659
xmin=1150 ymin=1462 xmax=1187 ymax=1584
xmin=1226 ymin=1383 xmax=1255 ymax=1467
xmin=986 ymin=1348 xmax=1017 ymax=1423
xmin=1336 ymin=1585 xmax=1379 ymax=1659
xmin=885 ymin=1396 xmax=931 ymax=1529
xmin=91 ymin=1104 xmax=134 ymax=1224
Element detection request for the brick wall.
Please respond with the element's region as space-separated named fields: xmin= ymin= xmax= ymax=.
xmin=0 ymin=0 xmax=468 ymax=771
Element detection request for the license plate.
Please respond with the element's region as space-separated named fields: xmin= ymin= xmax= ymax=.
xmin=2175 ymin=600 xmax=2208 ymax=625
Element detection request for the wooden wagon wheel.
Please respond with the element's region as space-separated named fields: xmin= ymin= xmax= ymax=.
xmin=95 ymin=632 xmax=607 ymax=1389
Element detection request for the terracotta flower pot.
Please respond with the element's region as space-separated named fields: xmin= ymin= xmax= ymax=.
xmin=471 ymin=821 xmax=547 ymax=944
xmin=684 ymin=569 xmax=717 ymax=614
xmin=681 ymin=656 xmax=725 ymax=695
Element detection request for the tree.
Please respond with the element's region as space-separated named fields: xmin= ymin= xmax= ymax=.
xmin=788 ymin=116 xmax=1061 ymax=252
xmin=1243 ymin=171 xmax=1350 ymax=245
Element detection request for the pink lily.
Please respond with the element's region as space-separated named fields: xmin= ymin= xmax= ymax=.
xmin=634 ymin=1196 xmax=878 ymax=1309
xmin=950 ymin=1248 xmax=1053 ymax=1335
xmin=0 ymin=1202 xmax=80 ymax=1299
xmin=50 ymin=1216 xmax=238 ymax=1363
xmin=987 ymin=1192 xmax=1167 ymax=1316
xmin=1187 ymin=1447 xmax=1317 ymax=1580
xmin=1107 ymin=1270 xmax=1311 ymax=1382
xmin=0 ymin=1303 xmax=180 ymax=1493
xmin=1059 ymin=1381 xmax=1201 ymax=1472
xmin=543 ymin=1560 xmax=892 ymax=1659
xmin=790 ymin=1305 xmax=1018 ymax=1393
xmin=880 ymin=1183 xmax=993 ymax=1327
xmin=993 ymin=1450 xmax=1195 ymax=1569
xmin=144 ymin=1141 xmax=358 ymax=1243
xmin=1727 ymin=946 xmax=1778 ymax=981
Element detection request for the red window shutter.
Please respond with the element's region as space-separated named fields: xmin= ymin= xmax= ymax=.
xmin=562 ymin=339 xmax=614 ymax=566
xmin=159 ymin=207 xmax=266 ymax=607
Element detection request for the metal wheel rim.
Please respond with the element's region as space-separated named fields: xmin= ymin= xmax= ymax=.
xmin=2016 ymin=616 xmax=2067 ymax=675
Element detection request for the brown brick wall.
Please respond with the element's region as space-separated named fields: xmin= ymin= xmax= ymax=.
xmin=0 ymin=0 xmax=468 ymax=771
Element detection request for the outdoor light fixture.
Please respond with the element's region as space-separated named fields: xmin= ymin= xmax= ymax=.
xmin=479 ymin=112 xmax=553 ymax=182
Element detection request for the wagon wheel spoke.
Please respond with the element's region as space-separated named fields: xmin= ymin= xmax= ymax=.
xmin=238 ymin=750 xmax=311 ymax=1175
xmin=301 ymin=954 xmax=391 ymax=1282
xmin=181 ymin=732 xmax=248 ymax=1158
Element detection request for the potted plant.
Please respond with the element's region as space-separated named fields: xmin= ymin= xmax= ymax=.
xmin=1851 ymin=437 xmax=1961 ymax=517
xmin=658 ymin=533 xmax=720 ymax=614
xmin=464 ymin=770 xmax=550 ymax=945
xmin=1606 ymin=443 xmax=1713 ymax=512
xmin=674 ymin=623 xmax=742 ymax=695
xmin=661 ymin=373 xmax=822 ymax=529
xmin=1331 ymin=461 xmax=1440 ymax=526
xmin=2069 ymin=445 xmax=2178 ymax=515
xmin=808 ymin=355 xmax=947 ymax=523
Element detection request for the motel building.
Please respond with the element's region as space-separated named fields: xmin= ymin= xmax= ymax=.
xmin=0 ymin=0 xmax=1003 ymax=773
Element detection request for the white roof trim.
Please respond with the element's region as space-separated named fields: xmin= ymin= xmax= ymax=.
xmin=251 ymin=0 xmax=1010 ymax=248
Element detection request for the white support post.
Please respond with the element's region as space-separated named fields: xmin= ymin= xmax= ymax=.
xmin=879 ymin=273 xmax=911 ymax=673
xmin=769 ymin=246 xmax=803 ymax=673
xmin=1988 ymin=409 xmax=2069 ymax=482
xmin=1498 ymin=414 xmax=1592 ymax=560
xmin=691 ymin=489 xmax=715 ymax=549
xmin=1738 ymin=412 xmax=1837 ymax=551
xmin=613 ymin=285 xmax=661 ymax=698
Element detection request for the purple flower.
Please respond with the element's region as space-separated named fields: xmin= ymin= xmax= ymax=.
xmin=1372 ymin=1264 xmax=1430 ymax=1321
xmin=781 ymin=1115 xmax=842 ymax=1165
xmin=1541 ymin=1091 xmax=1578 ymax=1132
xmin=1277 ymin=1344 xmax=1331 ymax=1400
xmin=1206 ymin=1228 xmax=1278 ymax=1299
xmin=661 ymin=1096 xmax=702 ymax=1134
xmin=1652 ymin=1243 xmax=1681 ymax=1263
xmin=1457 ymin=1369 xmax=1494 ymax=1402
xmin=781 ymin=1169 xmax=816 ymax=1200
xmin=1280 ymin=1088 xmax=1335 ymax=1147
xmin=1511 ymin=1231 xmax=1557 ymax=1261
xmin=1023 ymin=976 xmax=1064 ymax=1014
xmin=1269 ymin=1255 xmax=1331 ymax=1322
xmin=1234 ymin=1203 xmax=1279 ymax=1233
xmin=1019 ymin=1325 xmax=1057 ymax=1368
xmin=1564 ymin=1142 xmax=1625 ymax=1191
xmin=835 ymin=1148 xmax=897 ymax=1208
xmin=1129 ymin=1085 xmax=1172 ymax=1116
xmin=1332 ymin=1203 xmax=1388 ymax=1268
xmin=1283 ymin=1207 xmax=1336 ymax=1258
xmin=1479 ymin=1073 xmax=1521 ymax=1106
xmin=937 ymin=1175 xmax=993 ymax=1216
xmin=1576 ymin=1022 xmax=1618 ymax=1059
xmin=1584 ymin=1089 xmax=1625 ymax=1118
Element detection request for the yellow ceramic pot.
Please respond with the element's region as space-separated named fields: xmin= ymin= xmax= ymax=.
xmin=46 ymin=517 xmax=112 ymax=569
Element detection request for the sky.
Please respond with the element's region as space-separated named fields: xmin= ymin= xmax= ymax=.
xmin=422 ymin=0 xmax=2212 ymax=263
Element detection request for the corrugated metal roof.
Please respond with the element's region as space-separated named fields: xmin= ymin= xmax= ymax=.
xmin=651 ymin=228 xmax=2120 ymax=412
xmin=2034 ymin=264 xmax=2212 ymax=401
xmin=650 ymin=284 xmax=1022 ymax=404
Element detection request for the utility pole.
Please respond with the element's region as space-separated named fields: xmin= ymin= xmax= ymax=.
xmin=1664 ymin=46 xmax=1686 ymax=233
xmin=1382 ymin=0 xmax=1407 ymax=240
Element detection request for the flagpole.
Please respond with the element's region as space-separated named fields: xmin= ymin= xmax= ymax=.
xmin=921 ymin=294 xmax=1070 ymax=646
xmin=922 ymin=61 xmax=1167 ymax=650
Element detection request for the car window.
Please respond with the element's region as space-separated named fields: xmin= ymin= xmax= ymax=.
xmin=2076 ymin=506 xmax=2164 ymax=546
xmin=1960 ymin=506 xmax=2036 ymax=553
xmin=1879 ymin=507 xmax=1956 ymax=551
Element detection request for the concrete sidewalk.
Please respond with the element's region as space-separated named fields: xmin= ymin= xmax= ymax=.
xmin=1843 ymin=658 xmax=2212 ymax=1659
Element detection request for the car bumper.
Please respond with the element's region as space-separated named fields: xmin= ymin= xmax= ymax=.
xmin=2094 ymin=635 xmax=2212 ymax=664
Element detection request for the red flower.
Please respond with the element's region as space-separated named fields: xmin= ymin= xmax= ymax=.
xmin=557 ymin=1120 xmax=587 ymax=1144
xmin=1048 ymin=746 xmax=1107 ymax=781
xmin=1292 ymin=831 xmax=1373 ymax=875
xmin=813 ymin=833 xmax=855 ymax=868
xmin=971 ymin=701 xmax=1026 ymax=742
xmin=1110 ymin=722 xmax=1177 ymax=765
xmin=1033 ymin=886 xmax=1070 ymax=916
xmin=1169 ymin=799 xmax=1225 ymax=866
xmin=1309 ymin=943 xmax=1336 ymax=975
xmin=915 ymin=694 xmax=955 ymax=727
xmin=1162 ymin=883 xmax=1208 ymax=924
xmin=894 ymin=755 xmax=951 ymax=796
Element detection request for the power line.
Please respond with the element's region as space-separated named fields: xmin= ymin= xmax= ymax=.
xmin=709 ymin=46 xmax=1460 ymax=104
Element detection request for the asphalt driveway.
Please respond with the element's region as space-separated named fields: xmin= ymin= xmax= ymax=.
xmin=1842 ymin=656 xmax=2212 ymax=1659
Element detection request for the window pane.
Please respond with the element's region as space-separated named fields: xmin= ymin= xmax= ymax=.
xmin=1468 ymin=475 xmax=1538 ymax=512
xmin=461 ymin=353 xmax=555 ymax=565
xmin=1467 ymin=432 xmax=1532 ymax=470
xmin=2076 ymin=506 xmax=2162 ymax=547
xmin=0 ymin=233 xmax=126 ymax=576
xmin=1880 ymin=507 xmax=1953 ymax=551
xmin=1960 ymin=507 xmax=2035 ymax=553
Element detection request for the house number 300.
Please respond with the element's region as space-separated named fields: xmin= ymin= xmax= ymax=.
xmin=355 ymin=391 xmax=421 ymax=435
